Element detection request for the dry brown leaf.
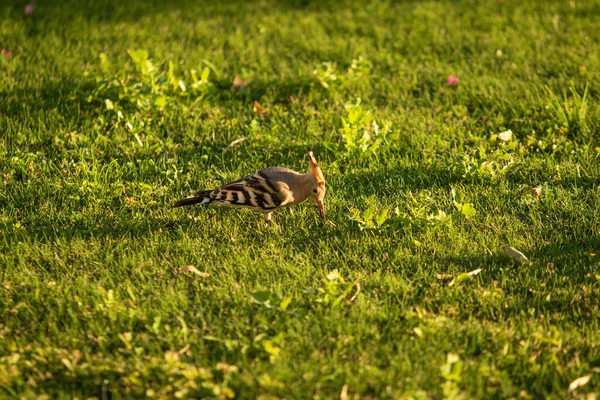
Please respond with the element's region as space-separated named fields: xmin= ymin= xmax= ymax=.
xmin=503 ymin=246 xmax=530 ymax=264
xmin=568 ymin=375 xmax=591 ymax=392
xmin=178 ymin=265 xmax=210 ymax=278
xmin=178 ymin=343 xmax=191 ymax=355
xmin=532 ymin=186 xmax=542 ymax=199
xmin=518 ymin=390 xmax=532 ymax=400
xmin=222 ymin=137 xmax=247 ymax=154
xmin=448 ymin=268 xmax=483 ymax=287
xmin=253 ymin=100 xmax=268 ymax=118
xmin=347 ymin=282 xmax=361 ymax=304
xmin=340 ymin=384 xmax=349 ymax=400
xmin=231 ymin=74 xmax=248 ymax=91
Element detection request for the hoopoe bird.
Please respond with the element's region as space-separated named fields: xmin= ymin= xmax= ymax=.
xmin=174 ymin=151 xmax=326 ymax=224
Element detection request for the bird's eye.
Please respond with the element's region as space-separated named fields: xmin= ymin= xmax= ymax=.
xmin=313 ymin=189 xmax=318 ymax=194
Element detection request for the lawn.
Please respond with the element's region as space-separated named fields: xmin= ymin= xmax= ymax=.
xmin=1 ymin=0 xmax=600 ymax=398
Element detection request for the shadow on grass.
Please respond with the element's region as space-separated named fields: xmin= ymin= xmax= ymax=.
xmin=6 ymin=214 xmax=196 ymax=245
xmin=553 ymin=176 xmax=600 ymax=189
xmin=339 ymin=163 xmax=460 ymax=194
xmin=9 ymin=0 xmax=428 ymax=24
xmin=0 ymin=81 xmax=83 ymax=116
xmin=532 ymin=235 xmax=600 ymax=268
xmin=0 ymin=74 xmax=320 ymax=133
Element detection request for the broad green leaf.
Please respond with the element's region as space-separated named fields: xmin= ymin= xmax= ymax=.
xmin=201 ymin=58 xmax=220 ymax=78
xmin=200 ymin=67 xmax=210 ymax=82
xmin=144 ymin=59 xmax=157 ymax=75
xmin=460 ymin=203 xmax=476 ymax=218
xmin=451 ymin=188 xmax=464 ymax=204
xmin=168 ymin=60 xmax=175 ymax=78
xmin=326 ymin=270 xmax=340 ymax=281
xmin=332 ymin=282 xmax=355 ymax=308
xmin=279 ymin=296 xmax=292 ymax=311
xmin=99 ymin=53 xmax=111 ymax=73
xmin=449 ymin=269 xmax=482 ymax=287
xmin=449 ymin=273 xmax=471 ymax=287
xmin=153 ymin=96 xmax=166 ymax=108
xmin=262 ymin=340 xmax=280 ymax=356
xmin=363 ymin=206 xmax=376 ymax=221
xmin=375 ymin=209 xmax=389 ymax=226
xmin=128 ymin=49 xmax=149 ymax=67
xmin=250 ymin=291 xmax=272 ymax=303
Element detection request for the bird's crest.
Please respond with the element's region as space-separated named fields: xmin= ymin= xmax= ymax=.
xmin=307 ymin=149 xmax=325 ymax=183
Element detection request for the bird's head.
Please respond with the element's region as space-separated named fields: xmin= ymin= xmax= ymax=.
xmin=307 ymin=149 xmax=326 ymax=220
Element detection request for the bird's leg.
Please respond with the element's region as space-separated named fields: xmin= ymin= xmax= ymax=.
xmin=264 ymin=212 xmax=272 ymax=225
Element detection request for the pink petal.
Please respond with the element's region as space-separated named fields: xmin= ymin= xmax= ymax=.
xmin=1 ymin=49 xmax=12 ymax=59
xmin=25 ymin=4 xmax=35 ymax=15
xmin=447 ymin=75 xmax=459 ymax=86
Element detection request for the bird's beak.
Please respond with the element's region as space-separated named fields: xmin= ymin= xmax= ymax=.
xmin=317 ymin=199 xmax=326 ymax=221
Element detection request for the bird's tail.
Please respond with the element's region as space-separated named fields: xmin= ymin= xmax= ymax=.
xmin=173 ymin=190 xmax=212 ymax=207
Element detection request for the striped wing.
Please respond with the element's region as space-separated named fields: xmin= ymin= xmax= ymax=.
xmin=208 ymin=171 xmax=283 ymax=212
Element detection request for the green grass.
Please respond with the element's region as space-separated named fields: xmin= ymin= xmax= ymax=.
xmin=1 ymin=0 xmax=600 ymax=398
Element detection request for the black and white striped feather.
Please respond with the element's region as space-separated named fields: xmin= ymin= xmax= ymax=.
xmin=174 ymin=168 xmax=289 ymax=213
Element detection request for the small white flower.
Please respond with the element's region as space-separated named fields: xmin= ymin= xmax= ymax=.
xmin=498 ymin=129 xmax=513 ymax=142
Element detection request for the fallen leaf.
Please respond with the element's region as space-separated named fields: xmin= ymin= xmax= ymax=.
xmin=223 ymin=137 xmax=247 ymax=153
xmin=340 ymin=384 xmax=349 ymax=400
xmin=279 ymin=296 xmax=292 ymax=311
xmin=61 ymin=358 xmax=74 ymax=371
xmin=435 ymin=273 xmax=454 ymax=280
xmin=460 ymin=203 xmax=477 ymax=218
xmin=532 ymin=186 xmax=542 ymax=199
xmin=178 ymin=343 xmax=191 ymax=355
xmin=449 ymin=268 xmax=483 ymax=286
xmin=446 ymin=353 xmax=460 ymax=364
xmin=568 ymin=375 xmax=591 ymax=392
xmin=503 ymin=246 xmax=530 ymax=264
xmin=231 ymin=75 xmax=248 ymax=91
xmin=253 ymin=100 xmax=268 ymax=118
xmin=262 ymin=340 xmax=280 ymax=356
xmin=178 ymin=265 xmax=210 ymax=278
xmin=498 ymin=129 xmax=513 ymax=142
xmin=346 ymin=282 xmax=361 ymax=304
